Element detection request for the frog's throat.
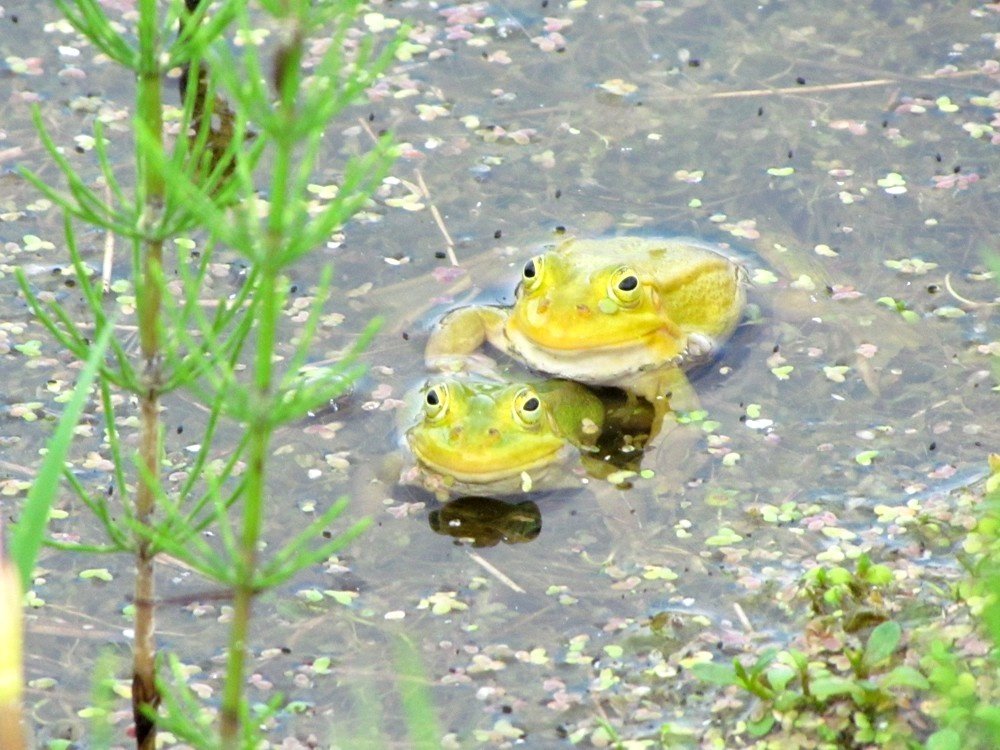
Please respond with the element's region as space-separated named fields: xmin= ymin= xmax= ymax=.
xmin=410 ymin=441 xmax=573 ymax=484
xmin=504 ymin=327 xmax=686 ymax=383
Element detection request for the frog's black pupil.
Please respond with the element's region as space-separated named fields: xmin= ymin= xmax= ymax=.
xmin=523 ymin=260 xmax=536 ymax=279
xmin=523 ymin=397 xmax=540 ymax=412
xmin=618 ymin=275 xmax=638 ymax=292
xmin=426 ymin=390 xmax=440 ymax=406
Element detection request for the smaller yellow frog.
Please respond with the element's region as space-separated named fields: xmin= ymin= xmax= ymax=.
xmin=402 ymin=376 xmax=606 ymax=498
xmin=426 ymin=237 xmax=746 ymax=420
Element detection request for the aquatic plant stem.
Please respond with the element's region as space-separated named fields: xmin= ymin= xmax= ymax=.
xmin=219 ymin=70 xmax=292 ymax=743
xmin=132 ymin=0 xmax=166 ymax=747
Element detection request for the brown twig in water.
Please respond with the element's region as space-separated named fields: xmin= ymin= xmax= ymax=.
xmin=944 ymin=272 xmax=998 ymax=309
xmin=355 ymin=117 xmax=460 ymax=266
xmin=467 ymin=550 xmax=526 ymax=593
xmin=733 ymin=602 xmax=754 ymax=633
xmin=413 ymin=169 xmax=459 ymax=267
xmin=101 ymin=196 xmax=114 ymax=293
xmin=652 ymin=68 xmax=984 ymax=102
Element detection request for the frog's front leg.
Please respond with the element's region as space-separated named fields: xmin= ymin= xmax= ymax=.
xmin=425 ymin=305 xmax=510 ymax=374
xmin=630 ymin=367 xmax=700 ymax=443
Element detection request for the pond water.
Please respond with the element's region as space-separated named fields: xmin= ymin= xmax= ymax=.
xmin=2 ymin=0 xmax=999 ymax=747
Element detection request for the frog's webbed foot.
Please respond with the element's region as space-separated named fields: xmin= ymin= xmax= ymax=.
xmin=426 ymin=352 xmax=506 ymax=380
xmin=425 ymin=305 xmax=509 ymax=371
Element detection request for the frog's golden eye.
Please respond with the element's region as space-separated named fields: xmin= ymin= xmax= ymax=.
xmin=521 ymin=256 xmax=544 ymax=293
xmin=512 ymin=387 xmax=543 ymax=427
xmin=423 ymin=384 xmax=449 ymax=421
xmin=608 ymin=266 xmax=642 ymax=307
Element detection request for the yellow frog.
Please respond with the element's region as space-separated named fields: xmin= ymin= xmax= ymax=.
xmin=425 ymin=237 xmax=746 ymax=417
xmin=402 ymin=376 xmax=607 ymax=498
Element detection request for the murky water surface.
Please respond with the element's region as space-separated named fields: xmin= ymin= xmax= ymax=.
xmin=1 ymin=0 xmax=998 ymax=746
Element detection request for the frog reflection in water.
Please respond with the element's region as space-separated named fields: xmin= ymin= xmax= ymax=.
xmin=428 ymin=497 xmax=542 ymax=547
xmin=426 ymin=236 xmax=746 ymax=431
xmin=402 ymin=376 xmax=653 ymax=500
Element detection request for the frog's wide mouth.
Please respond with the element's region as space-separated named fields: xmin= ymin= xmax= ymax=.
xmin=407 ymin=434 xmax=570 ymax=484
xmin=505 ymin=327 xmax=683 ymax=383
xmin=509 ymin=312 xmax=669 ymax=352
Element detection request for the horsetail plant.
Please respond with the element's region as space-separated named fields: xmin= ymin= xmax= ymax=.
xmin=16 ymin=0 xmax=401 ymax=747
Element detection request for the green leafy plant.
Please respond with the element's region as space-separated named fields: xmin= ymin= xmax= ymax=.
xmin=692 ymin=555 xmax=929 ymax=747
xmin=920 ymin=455 xmax=1000 ymax=750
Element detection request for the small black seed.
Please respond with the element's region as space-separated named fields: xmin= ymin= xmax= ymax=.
xmin=555 ymin=189 xmax=561 ymax=198
xmin=177 ymin=425 xmax=184 ymax=434
xmin=368 ymin=113 xmax=375 ymax=121
xmin=435 ymin=250 xmax=446 ymax=259
xmin=929 ymin=442 xmax=936 ymax=451
xmin=555 ymin=225 xmax=566 ymax=233
xmin=757 ymin=106 xmax=764 ymax=116
xmin=494 ymin=229 xmax=502 ymax=239
xmin=688 ymin=58 xmax=700 ymax=67
xmin=796 ymin=76 xmax=806 ymax=84
xmin=953 ymin=165 xmax=961 ymax=173
xmin=402 ymin=331 xmax=409 ymax=340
